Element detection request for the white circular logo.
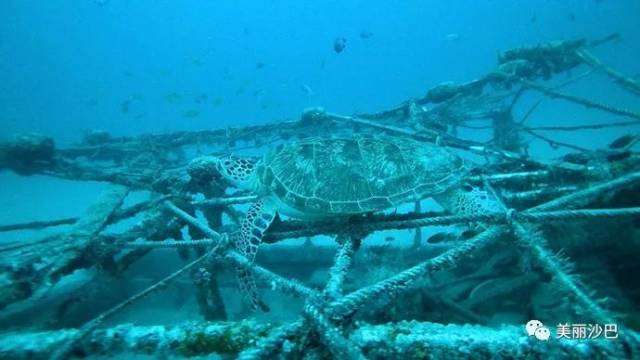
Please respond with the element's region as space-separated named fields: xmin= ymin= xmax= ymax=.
xmin=535 ymin=327 xmax=551 ymax=341
xmin=525 ymin=319 xmax=543 ymax=336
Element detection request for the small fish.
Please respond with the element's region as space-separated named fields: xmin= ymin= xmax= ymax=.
xmin=120 ymin=99 xmax=130 ymax=113
xmin=82 ymin=129 xmax=111 ymax=145
xmin=530 ymin=14 xmax=537 ymax=23
xmin=213 ymin=97 xmax=225 ymax=106
xmin=252 ymin=89 xmax=264 ymax=97
xmin=134 ymin=113 xmax=145 ymax=120
xmin=165 ymin=92 xmax=183 ymax=102
xmin=426 ymin=232 xmax=453 ymax=244
xmin=301 ymin=84 xmax=314 ymax=95
xmin=563 ymin=152 xmax=591 ymax=165
xmin=384 ymin=236 xmax=395 ymax=243
xmin=195 ymin=93 xmax=208 ymax=104
xmin=427 ymin=230 xmax=469 ymax=244
xmin=183 ymin=110 xmax=200 ymax=118
xmin=359 ymin=30 xmax=373 ymax=39
xmin=608 ymin=134 xmax=638 ymax=149
xmin=460 ymin=229 xmax=476 ymax=239
xmin=607 ymin=151 xmax=631 ymax=162
xmin=320 ymin=59 xmax=326 ymax=69
xmin=123 ymin=70 xmax=134 ymax=77
xmin=333 ymin=37 xmax=347 ymax=53
xmin=191 ymin=57 xmax=205 ymax=66
xmin=444 ymin=33 xmax=461 ymax=41
xmin=568 ymin=12 xmax=576 ymax=22
xmin=256 ymin=62 xmax=265 ymax=70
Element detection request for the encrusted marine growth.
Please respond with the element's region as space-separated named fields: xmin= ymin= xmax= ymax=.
xmin=0 ymin=133 xmax=55 ymax=175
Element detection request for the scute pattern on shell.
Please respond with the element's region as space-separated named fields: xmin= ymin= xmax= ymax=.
xmin=258 ymin=136 xmax=466 ymax=215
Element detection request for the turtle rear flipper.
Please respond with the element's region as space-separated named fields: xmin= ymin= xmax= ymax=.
xmin=235 ymin=200 xmax=276 ymax=312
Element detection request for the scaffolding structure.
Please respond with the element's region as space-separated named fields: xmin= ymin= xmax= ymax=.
xmin=1 ymin=34 xmax=639 ymax=359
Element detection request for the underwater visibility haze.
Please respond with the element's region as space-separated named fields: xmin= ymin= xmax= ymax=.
xmin=1 ymin=1 xmax=640 ymax=359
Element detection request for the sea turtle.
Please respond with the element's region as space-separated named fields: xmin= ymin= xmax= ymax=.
xmin=207 ymin=136 xmax=501 ymax=310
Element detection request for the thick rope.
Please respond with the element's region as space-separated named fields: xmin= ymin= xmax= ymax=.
xmin=327 ymin=226 xmax=505 ymax=318
xmin=164 ymin=201 xmax=316 ymax=299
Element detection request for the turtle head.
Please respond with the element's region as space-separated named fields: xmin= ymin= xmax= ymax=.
xmin=215 ymin=155 xmax=259 ymax=190
xmin=434 ymin=184 xmax=504 ymax=217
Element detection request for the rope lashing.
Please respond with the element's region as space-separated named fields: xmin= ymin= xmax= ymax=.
xmin=505 ymin=208 xmax=517 ymax=225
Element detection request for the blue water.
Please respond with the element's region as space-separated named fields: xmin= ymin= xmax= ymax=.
xmin=1 ymin=1 xmax=638 ymax=143
xmin=1 ymin=1 xmax=640 ymax=358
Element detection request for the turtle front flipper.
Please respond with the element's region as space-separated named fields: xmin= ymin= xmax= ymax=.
xmin=235 ymin=200 xmax=276 ymax=312
xmin=236 ymin=265 xmax=270 ymax=312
